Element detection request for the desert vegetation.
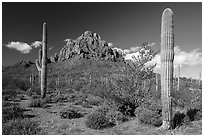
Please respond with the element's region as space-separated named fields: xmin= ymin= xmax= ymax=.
xmin=2 ymin=8 xmax=202 ymax=135
xmin=2 ymin=39 xmax=202 ymax=134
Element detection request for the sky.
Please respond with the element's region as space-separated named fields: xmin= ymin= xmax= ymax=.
xmin=2 ymin=2 xmax=202 ymax=79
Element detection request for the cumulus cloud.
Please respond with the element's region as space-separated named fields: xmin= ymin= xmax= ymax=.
xmin=114 ymin=43 xmax=201 ymax=71
xmin=31 ymin=41 xmax=42 ymax=48
xmin=124 ymin=52 xmax=140 ymax=60
xmin=147 ymin=46 xmax=202 ymax=70
xmin=5 ymin=41 xmax=42 ymax=54
xmin=5 ymin=41 xmax=32 ymax=54
xmin=113 ymin=43 xmax=156 ymax=56
xmin=174 ymin=46 xmax=202 ymax=66
xmin=121 ymin=43 xmax=156 ymax=59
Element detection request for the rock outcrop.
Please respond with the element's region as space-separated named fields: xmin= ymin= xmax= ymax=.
xmin=50 ymin=53 xmax=59 ymax=62
xmin=50 ymin=31 xmax=124 ymax=62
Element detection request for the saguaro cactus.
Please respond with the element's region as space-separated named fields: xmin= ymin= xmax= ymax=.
xmin=177 ymin=65 xmax=180 ymax=91
xmin=36 ymin=23 xmax=48 ymax=98
xmin=29 ymin=72 xmax=35 ymax=88
xmin=160 ymin=8 xmax=174 ymax=129
xmin=56 ymin=77 xmax=60 ymax=89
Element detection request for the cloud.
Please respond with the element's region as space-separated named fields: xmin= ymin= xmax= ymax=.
xmin=174 ymin=46 xmax=202 ymax=66
xmin=31 ymin=41 xmax=42 ymax=48
xmin=121 ymin=43 xmax=156 ymax=60
xmin=147 ymin=46 xmax=202 ymax=70
xmin=5 ymin=41 xmax=32 ymax=54
xmin=124 ymin=52 xmax=140 ymax=60
xmin=5 ymin=41 xmax=42 ymax=54
xmin=113 ymin=43 xmax=156 ymax=56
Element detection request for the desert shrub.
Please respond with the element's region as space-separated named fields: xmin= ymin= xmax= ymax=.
xmin=26 ymin=87 xmax=41 ymax=97
xmin=82 ymin=95 xmax=103 ymax=107
xmin=73 ymin=92 xmax=88 ymax=105
xmin=90 ymin=83 xmax=140 ymax=117
xmin=2 ymin=74 xmax=14 ymax=89
xmin=14 ymin=78 xmax=30 ymax=91
xmin=135 ymin=98 xmax=162 ymax=127
xmin=172 ymin=108 xmax=202 ymax=129
xmin=31 ymin=95 xmax=41 ymax=99
xmin=45 ymin=94 xmax=69 ymax=103
xmin=2 ymin=74 xmax=30 ymax=91
xmin=47 ymin=80 xmax=56 ymax=90
xmin=106 ymin=109 xmax=129 ymax=125
xmin=186 ymin=108 xmax=202 ymax=121
xmin=193 ymin=110 xmax=202 ymax=121
xmin=18 ymin=94 xmax=27 ymax=100
xmin=2 ymin=118 xmax=41 ymax=135
xmin=85 ymin=105 xmax=128 ymax=129
xmin=85 ymin=107 xmax=112 ymax=129
xmin=82 ymin=102 xmax=93 ymax=108
xmin=136 ymin=107 xmax=162 ymax=127
xmin=2 ymin=101 xmax=25 ymax=123
xmin=172 ymin=111 xmax=190 ymax=128
xmin=31 ymin=87 xmax=41 ymax=95
xmin=54 ymin=94 xmax=69 ymax=103
xmin=60 ymin=107 xmax=84 ymax=119
xmin=28 ymin=99 xmax=47 ymax=108
xmin=70 ymin=80 xmax=84 ymax=91
xmin=2 ymin=89 xmax=20 ymax=101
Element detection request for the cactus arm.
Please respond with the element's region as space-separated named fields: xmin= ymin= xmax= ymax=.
xmin=39 ymin=49 xmax=42 ymax=64
xmin=35 ymin=59 xmax=42 ymax=71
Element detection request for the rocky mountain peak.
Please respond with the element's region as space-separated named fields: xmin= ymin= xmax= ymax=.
xmin=49 ymin=31 xmax=124 ymax=62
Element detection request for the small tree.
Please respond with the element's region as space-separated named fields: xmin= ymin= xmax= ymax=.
xmin=126 ymin=43 xmax=158 ymax=96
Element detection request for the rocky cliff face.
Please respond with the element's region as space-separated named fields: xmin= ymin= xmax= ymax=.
xmin=49 ymin=31 xmax=124 ymax=62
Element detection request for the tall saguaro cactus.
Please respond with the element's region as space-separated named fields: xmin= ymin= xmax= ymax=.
xmin=36 ymin=23 xmax=48 ymax=98
xmin=160 ymin=8 xmax=174 ymax=129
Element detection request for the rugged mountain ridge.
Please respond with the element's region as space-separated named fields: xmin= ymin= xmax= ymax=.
xmin=49 ymin=31 xmax=124 ymax=62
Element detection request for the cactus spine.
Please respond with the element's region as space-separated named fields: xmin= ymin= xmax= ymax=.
xmin=36 ymin=23 xmax=47 ymax=99
xmin=160 ymin=8 xmax=174 ymax=129
xmin=177 ymin=65 xmax=180 ymax=91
